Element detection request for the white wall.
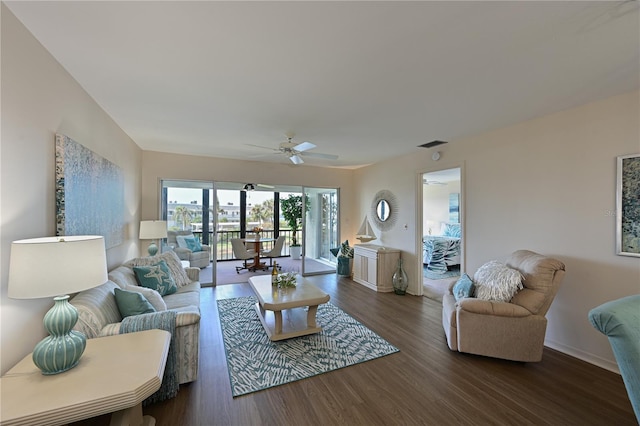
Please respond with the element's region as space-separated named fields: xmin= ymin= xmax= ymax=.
xmin=355 ymin=90 xmax=640 ymax=371
xmin=0 ymin=5 xmax=142 ymax=374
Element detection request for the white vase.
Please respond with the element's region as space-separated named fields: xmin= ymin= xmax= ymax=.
xmin=290 ymin=245 xmax=302 ymax=259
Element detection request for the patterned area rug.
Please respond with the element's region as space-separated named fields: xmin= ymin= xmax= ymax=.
xmin=217 ymin=296 xmax=399 ymax=397
xmin=424 ymin=265 xmax=461 ymax=280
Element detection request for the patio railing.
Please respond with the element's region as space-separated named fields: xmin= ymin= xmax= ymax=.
xmin=191 ymin=229 xmax=295 ymax=261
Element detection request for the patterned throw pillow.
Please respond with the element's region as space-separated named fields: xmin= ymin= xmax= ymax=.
xmin=133 ymin=260 xmax=178 ymax=296
xmin=443 ymin=223 xmax=461 ymax=238
xmin=125 ymin=251 xmax=191 ymax=287
xmin=114 ymin=287 xmax=156 ymax=318
xmin=452 ymin=273 xmax=474 ymax=301
xmin=473 ymin=261 xmax=523 ymax=302
xmin=340 ymin=240 xmax=354 ymax=258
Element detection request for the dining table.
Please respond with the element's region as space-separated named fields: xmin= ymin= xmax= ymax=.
xmin=242 ymin=237 xmax=275 ymax=271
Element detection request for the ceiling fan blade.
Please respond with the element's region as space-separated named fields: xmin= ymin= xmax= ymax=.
xmin=289 ymin=154 xmax=304 ymax=165
xmin=293 ymin=141 xmax=316 ymax=152
xmin=302 ymin=151 xmax=339 ymax=160
xmin=257 ymin=183 xmax=275 ymax=189
xmin=248 ymin=152 xmax=277 ymax=158
xmin=245 ymin=143 xmax=278 ymax=151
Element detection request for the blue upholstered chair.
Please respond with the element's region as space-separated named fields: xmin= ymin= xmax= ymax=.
xmin=588 ymin=295 xmax=640 ymax=422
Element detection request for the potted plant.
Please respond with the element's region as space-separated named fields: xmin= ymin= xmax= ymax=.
xmin=281 ymin=194 xmax=304 ymax=260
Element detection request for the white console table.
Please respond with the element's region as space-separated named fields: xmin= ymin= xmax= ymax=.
xmin=0 ymin=329 xmax=170 ymax=426
xmin=353 ymin=244 xmax=400 ymax=292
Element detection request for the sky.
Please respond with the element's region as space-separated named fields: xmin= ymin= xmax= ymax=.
xmin=167 ymin=188 xmax=286 ymax=206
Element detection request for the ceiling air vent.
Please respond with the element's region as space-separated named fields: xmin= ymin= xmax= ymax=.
xmin=418 ymin=140 xmax=448 ymax=149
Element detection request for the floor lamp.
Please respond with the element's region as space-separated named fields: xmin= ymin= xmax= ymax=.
xmin=8 ymin=235 xmax=108 ymax=375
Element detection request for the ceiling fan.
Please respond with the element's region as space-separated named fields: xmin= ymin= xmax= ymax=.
xmin=242 ymin=183 xmax=274 ymax=191
xmin=246 ymin=136 xmax=338 ymax=165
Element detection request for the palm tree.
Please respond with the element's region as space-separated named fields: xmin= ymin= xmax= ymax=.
xmin=173 ymin=206 xmax=193 ymax=230
xmin=249 ymin=203 xmax=269 ymax=227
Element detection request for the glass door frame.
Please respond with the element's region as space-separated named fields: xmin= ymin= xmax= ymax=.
xmin=160 ymin=179 xmax=216 ymax=286
xmin=301 ymin=186 xmax=340 ymax=276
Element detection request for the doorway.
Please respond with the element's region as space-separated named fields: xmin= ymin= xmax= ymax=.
xmin=421 ymin=167 xmax=463 ymax=300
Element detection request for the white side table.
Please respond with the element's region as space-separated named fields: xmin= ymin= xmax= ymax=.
xmin=0 ymin=329 xmax=170 ymax=426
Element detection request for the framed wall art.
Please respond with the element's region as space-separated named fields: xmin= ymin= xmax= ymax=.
xmin=449 ymin=193 xmax=460 ymax=223
xmin=616 ymin=153 xmax=640 ymax=257
xmin=55 ymin=134 xmax=124 ymax=249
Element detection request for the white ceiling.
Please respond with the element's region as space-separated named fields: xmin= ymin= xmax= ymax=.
xmin=6 ymin=1 xmax=639 ymax=169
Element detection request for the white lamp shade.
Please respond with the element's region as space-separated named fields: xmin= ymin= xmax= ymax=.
xmin=139 ymin=220 xmax=168 ymax=239
xmin=8 ymin=235 xmax=108 ymax=299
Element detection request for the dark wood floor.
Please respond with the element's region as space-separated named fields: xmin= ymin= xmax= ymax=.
xmin=76 ymin=274 xmax=636 ymax=426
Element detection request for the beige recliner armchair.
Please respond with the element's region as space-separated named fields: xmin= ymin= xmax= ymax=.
xmin=167 ymin=230 xmax=211 ymax=268
xmin=442 ymin=250 xmax=566 ymax=362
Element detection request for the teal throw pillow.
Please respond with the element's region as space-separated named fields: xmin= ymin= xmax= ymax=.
xmin=183 ymin=235 xmax=202 ymax=252
xmin=114 ymin=287 xmax=156 ymax=318
xmin=133 ymin=260 xmax=177 ymax=296
xmin=453 ymin=273 xmax=474 ymax=301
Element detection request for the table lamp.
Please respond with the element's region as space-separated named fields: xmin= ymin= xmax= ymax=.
xmin=8 ymin=235 xmax=108 ymax=375
xmin=139 ymin=220 xmax=167 ymax=256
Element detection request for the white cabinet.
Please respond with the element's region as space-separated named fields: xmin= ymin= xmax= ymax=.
xmin=353 ymin=244 xmax=400 ymax=292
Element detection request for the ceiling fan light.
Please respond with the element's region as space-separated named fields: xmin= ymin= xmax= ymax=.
xmin=289 ymin=154 xmax=304 ymax=165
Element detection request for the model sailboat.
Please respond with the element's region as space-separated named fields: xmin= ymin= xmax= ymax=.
xmin=356 ymin=217 xmax=377 ymax=243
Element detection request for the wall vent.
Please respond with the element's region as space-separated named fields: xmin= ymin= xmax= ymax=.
xmin=418 ymin=140 xmax=448 ymax=148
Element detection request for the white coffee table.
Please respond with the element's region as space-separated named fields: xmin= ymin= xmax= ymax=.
xmin=0 ymin=329 xmax=170 ymax=426
xmin=248 ymin=275 xmax=330 ymax=341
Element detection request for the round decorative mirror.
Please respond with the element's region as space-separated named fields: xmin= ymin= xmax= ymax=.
xmin=376 ymin=200 xmax=390 ymax=222
xmin=370 ymin=190 xmax=398 ymax=231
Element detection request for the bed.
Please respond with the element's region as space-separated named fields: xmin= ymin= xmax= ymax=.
xmin=423 ymin=223 xmax=461 ymax=274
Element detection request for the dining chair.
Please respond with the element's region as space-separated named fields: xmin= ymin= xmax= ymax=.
xmin=231 ymin=238 xmax=257 ymax=273
xmin=262 ymin=236 xmax=286 ymax=269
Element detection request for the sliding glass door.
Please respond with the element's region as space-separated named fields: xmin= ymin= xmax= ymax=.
xmin=158 ymin=181 xmax=339 ymax=283
xmin=161 ymin=180 xmax=215 ymax=286
xmin=302 ymin=186 xmax=339 ymax=276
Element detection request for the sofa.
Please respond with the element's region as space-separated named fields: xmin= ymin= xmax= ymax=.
xmin=442 ymin=250 xmax=565 ymax=362
xmin=69 ymin=252 xmax=201 ymax=384
xmin=589 ymin=295 xmax=640 ymax=422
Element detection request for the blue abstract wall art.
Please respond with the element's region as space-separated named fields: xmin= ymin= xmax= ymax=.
xmin=617 ymin=154 xmax=640 ymax=256
xmin=55 ymin=134 xmax=124 ymax=249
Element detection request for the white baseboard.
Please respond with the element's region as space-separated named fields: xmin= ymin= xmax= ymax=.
xmin=545 ymin=339 xmax=620 ymax=374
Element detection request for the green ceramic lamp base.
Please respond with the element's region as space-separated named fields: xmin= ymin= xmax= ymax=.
xmin=147 ymin=242 xmax=159 ymax=256
xmin=32 ymin=295 xmax=86 ymax=375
